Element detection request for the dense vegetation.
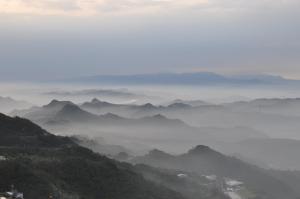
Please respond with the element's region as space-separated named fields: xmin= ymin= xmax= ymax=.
xmin=0 ymin=113 xmax=74 ymax=147
xmin=0 ymin=147 xmax=186 ymax=199
xmin=0 ymin=113 xmax=185 ymax=199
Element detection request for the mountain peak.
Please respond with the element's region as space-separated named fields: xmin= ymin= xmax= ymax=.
xmin=102 ymin=112 xmax=123 ymax=120
xmin=148 ymin=149 xmax=173 ymax=159
xmin=141 ymin=103 xmax=156 ymax=109
xmin=82 ymin=98 xmax=113 ymax=107
xmin=170 ymin=99 xmax=209 ymax=107
xmin=55 ymin=104 xmax=99 ymax=122
xmin=152 ymin=114 xmax=167 ymax=119
xmin=44 ymin=100 xmax=73 ymax=108
xmin=187 ymin=145 xmax=214 ymax=155
xmin=168 ymin=102 xmax=191 ymax=109
xmin=140 ymin=114 xmax=187 ymax=126
xmin=91 ymin=98 xmax=101 ymax=104
xmin=60 ymin=104 xmax=82 ymax=113
xmin=141 ymin=114 xmax=170 ymax=122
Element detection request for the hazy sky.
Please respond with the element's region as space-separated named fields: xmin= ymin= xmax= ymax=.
xmin=0 ymin=0 xmax=299 ymax=80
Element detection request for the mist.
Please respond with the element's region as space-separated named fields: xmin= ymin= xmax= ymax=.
xmin=1 ymin=1 xmax=300 ymax=198
xmin=2 ymin=81 xmax=300 ymax=169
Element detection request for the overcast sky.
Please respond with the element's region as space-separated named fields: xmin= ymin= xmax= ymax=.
xmin=0 ymin=0 xmax=299 ymax=80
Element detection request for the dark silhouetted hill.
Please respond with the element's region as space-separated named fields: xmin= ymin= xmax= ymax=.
xmin=0 ymin=113 xmax=186 ymax=199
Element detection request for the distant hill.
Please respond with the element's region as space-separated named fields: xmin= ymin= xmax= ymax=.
xmin=133 ymin=145 xmax=298 ymax=199
xmin=10 ymin=100 xmax=76 ymax=124
xmin=166 ymin=99 xmax=210 ymax=107
xmin=80 ymin=98 xmax=161 ymax=116
xmin=137 ymin=114 xmax=187 ymax=127
xmin=12 ymin=99 xmax=191 ymax=129
xmin=54 ymin=103 xmax=100 ymax=123
xmin=12 ymin=100 xmax=268 ymax=153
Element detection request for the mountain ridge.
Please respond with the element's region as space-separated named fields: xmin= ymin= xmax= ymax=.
xmin=0 ymin=113 xmax=187 ymax=199
xmin=133 ymin=145 xmax=297 ymax=199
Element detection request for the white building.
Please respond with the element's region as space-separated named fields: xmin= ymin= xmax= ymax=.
xmin=0 ymin=156 xmax=6 ymax=161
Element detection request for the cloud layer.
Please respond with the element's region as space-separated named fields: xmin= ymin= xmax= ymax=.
xmin=0 ymin=0 xmax=299 ymax=80
xmin=0 ymin=0 xmax=210 ymax=15
xmin=1 ymin=0 xmax=299 ymax=16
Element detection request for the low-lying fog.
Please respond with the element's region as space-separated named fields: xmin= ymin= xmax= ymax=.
xmin=2 ymin=82 xmax=300 ymax=170
xmin=1 ymin=82 xmax=300 ymax=105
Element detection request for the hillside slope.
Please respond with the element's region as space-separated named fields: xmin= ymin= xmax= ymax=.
xmin=133 ymin=146 xmax=298 ymax=199
xmin=0 ymin=113 xmax=186 ymax=199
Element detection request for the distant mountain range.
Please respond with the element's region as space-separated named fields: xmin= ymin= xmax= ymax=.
xmin=11 ymin=98 xmax=300 ymax=171
xmin=64 ymin=72 xmax=300 ymax=86
xmin=11 ymin=99 xmax=268 ymax=153
xmin=81 ymin=98 xmax=300 ymax=171
xmin=79 ymin=98 xmax=300 ymax=139
xmin=165 ymin=99 xmax=210 ymax=107
xmin=13 ymin=99 xmax=186 ymax=127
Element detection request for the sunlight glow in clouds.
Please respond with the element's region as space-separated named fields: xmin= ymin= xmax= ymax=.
xmin=1 ymin=0 xmax=299 ymax=16
xmin=0 ymin=0 xmax=299 ymax=79
xmin=0 ymin=0 xmax=210 ymax=16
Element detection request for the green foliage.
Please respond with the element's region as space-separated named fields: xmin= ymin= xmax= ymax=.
xmin=0 ymin=113 xmax=185 ymax=199
xmin=0 ymin=146 xmax=185 ymax=199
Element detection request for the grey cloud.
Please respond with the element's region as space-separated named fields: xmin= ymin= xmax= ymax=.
xmin=0 ymin=0 xmax=299 ymax=80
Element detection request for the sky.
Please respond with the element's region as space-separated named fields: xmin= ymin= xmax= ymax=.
xmin=0 ymin=0 xmax=299 ymax=80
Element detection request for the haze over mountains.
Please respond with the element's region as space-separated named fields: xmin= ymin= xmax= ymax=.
xmin=133 ymin=146 xmax=298 ymax=199
xmin=0 ymin=113 xmax=191 ymax=199
xmin=7 ymin=96 xmax=300 ymax=171
xmin=2 ymin=80 xmax=300 ymax=195
xmin=43 ymin=88 xmax=152 ymax=103
xmin=218 ymin=138 xmax=300 ymax=170
xmin=11 ymin=99 xmax=269 ymax=153
xmin=65 ymin=72 xmax=300 ymax=87
xmin=2 ymin=0 xmax=299 ymax=197
xmin=3 ymin=87 xmax=300 ymax=198
xmin=2 ymin=112 xmax=300 ymax=199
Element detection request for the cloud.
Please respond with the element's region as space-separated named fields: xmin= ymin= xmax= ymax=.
xmin=0 ymin=0 xmax=211 ymax=16
xmin=0 ymin=0 xmax=299 ymax=17
xmin=0 ymin=0 xmax=80 ymax=15
xmin=5 ymin=0 xmax=298 ymax=16
xmin=0 ymin=0 xmax=299 ymax=79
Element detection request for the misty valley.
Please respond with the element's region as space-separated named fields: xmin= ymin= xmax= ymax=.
xmin=1 ymin=0 xmax=299 ymax=198
xmin=2 ymin=84 xmax=300 ymax=199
